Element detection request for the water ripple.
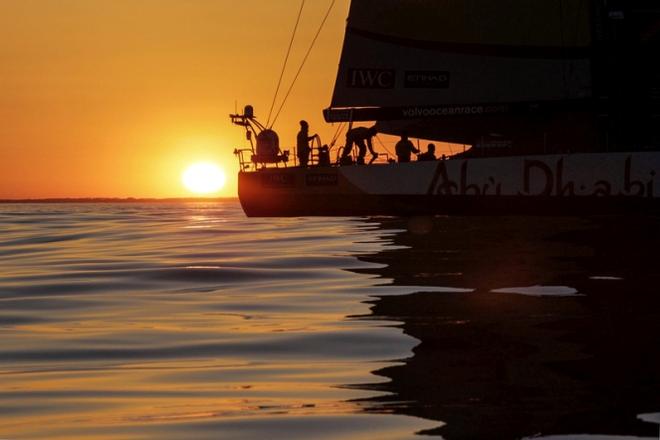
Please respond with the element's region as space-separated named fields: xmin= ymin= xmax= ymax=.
xmin=0 ymin=202 xmax=431 ymax=439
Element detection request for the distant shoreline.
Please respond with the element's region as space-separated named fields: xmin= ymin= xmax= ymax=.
xmin=0 ymin=197 xmax=238 ymax=203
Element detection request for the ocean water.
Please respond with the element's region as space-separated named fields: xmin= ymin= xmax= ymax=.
xmin=1 ymin=201 xmax=660 ymax=439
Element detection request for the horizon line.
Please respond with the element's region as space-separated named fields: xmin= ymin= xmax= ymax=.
xmin=0 ymin=197 xmax=238 ymax=203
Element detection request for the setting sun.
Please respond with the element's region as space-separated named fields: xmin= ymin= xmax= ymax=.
xmin=182 ymin=162 xmax=226 ymax=194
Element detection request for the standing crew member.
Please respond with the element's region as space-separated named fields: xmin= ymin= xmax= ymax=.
xmin=297 ymin=120 xmax=317 ymax=167
xmin=395 ymin=133 xmax=419 ymax=163
xmin=342 ymin=125 xmax=378 ymax=165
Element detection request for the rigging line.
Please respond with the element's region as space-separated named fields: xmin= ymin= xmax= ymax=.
xmin=375 ymin=134 xmax=395 ymax=158
xmin=270 ymin=0 xmax=336 ymax=128
xmin=330 ymin=121 xmax=345 ymax=146
xmin=266 ymin=0 xmax=306 ymax=128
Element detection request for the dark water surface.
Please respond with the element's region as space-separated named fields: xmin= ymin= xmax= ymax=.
xmin=1 ymin=202 xmax=659 ymax=439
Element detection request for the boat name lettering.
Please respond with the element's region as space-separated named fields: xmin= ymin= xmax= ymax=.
xmin=428 ymin=156 xmax=657 ymax=197
xmin=306 ymin=174 xmax=338 ymax=186
xmin=404 ymin=71 xmax=450 ymax=89
xmin=428 ymin=161 xmax=502 ymax=196
xmin=347 ymin=68 xmax=395 ymax=89
xmin=519 ymin=157 xmax=656 ymax=197
xmin=261 ymin=173 xmax=295 ymax=187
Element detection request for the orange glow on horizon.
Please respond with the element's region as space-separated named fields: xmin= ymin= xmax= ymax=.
xmin=0 ymin=0 xmax=351 ymax=199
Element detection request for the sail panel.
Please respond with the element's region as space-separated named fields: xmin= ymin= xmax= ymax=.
xmin=348 ymin=0 xmax=592 ymax=47
xmin=330 ymin=0 xmax=593 ymax=110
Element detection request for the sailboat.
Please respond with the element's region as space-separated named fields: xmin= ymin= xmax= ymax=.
xmin=233 ymin=0 xmax=660 ymax=216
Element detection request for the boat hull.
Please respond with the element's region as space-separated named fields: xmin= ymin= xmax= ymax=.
xmin=238 ymin=152 xmax=660 ymax=216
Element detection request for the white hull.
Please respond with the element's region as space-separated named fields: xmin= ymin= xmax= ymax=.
xmin=238 ymin=152 xmax=660 ymax=216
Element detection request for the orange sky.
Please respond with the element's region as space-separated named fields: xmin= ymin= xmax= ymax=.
xmin=0 ymin=0 xmax=352 ymax=198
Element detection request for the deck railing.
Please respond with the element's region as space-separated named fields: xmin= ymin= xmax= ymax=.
xmin=234 ymin=141 xmax=394 ymax=171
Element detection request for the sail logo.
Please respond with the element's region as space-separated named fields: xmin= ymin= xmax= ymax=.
xmin=402 ymin=104 xmax=509 ymax=118
xmin=404 ymin=71 xmax=449 ymax=89
xmin=347 ymin=69 xmax=395 ymax=89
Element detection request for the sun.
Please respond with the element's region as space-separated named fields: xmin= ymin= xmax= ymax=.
xmin=182 ymin=162 xmax=226 ymax=194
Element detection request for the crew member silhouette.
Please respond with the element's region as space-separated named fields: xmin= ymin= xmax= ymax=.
xmin=417 ymin=143 xmax=437 ymax=161
xmin=395 ymin=133 xmax=419 ymax=163
xmin=342 ymin=125 xmax=378 ymax=165
xmin=297 ymin=120 xmax=317 ymax=167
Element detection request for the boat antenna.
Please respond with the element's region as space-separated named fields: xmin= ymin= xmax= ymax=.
xmin=270 ymin=0 xmax=336 ymax=129
xmin=266 ymin=0 xmax=305 ymax=128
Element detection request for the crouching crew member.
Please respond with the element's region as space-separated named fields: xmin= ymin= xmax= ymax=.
xmin=341 ymin=125 xmax=378 ymax=165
